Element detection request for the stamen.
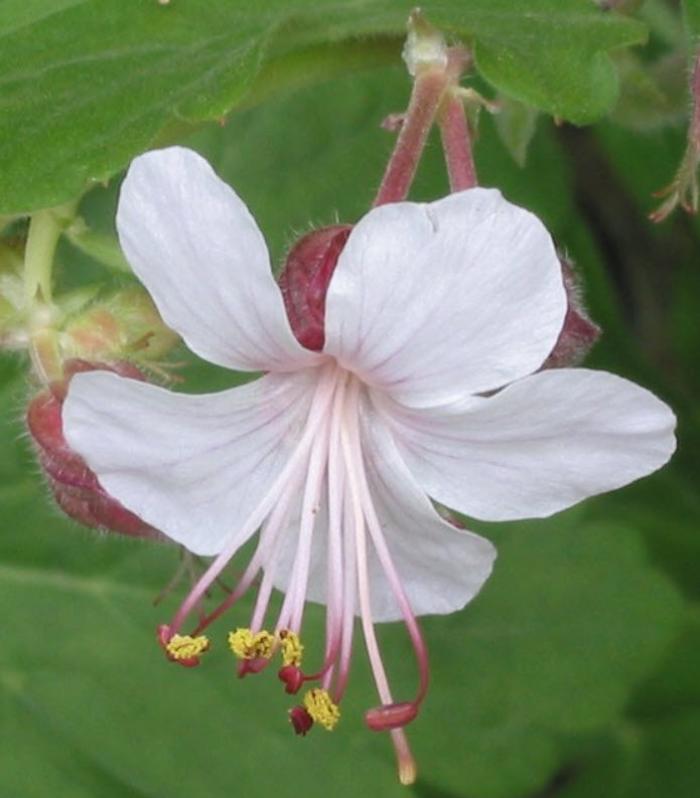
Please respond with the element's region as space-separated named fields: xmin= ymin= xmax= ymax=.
xmin=228 ymin=628 xmax=275 ymax=660
xmin=365 ymin=702 xmax=418 ymax=731
xmin=303 ymin=688 xmax=340 ymax=730
xmin=275 ymin=392 xmax=334 ymax=634
xmin=331 ymin=489 xmax=357 ymax=703
xmin=164 ymin=364 xmax=338 ymax=641
xmin=279 ymin=630 xmax=304 ymax=666
xmin=347 ymin=384 xmax=430 ymax=714
xmin=289 ymin=706 xmax=314 ymax=736
xmin=164 ymin=633 xmax=210 ymax=666
xmin=278 ymin=665 xmax=304 ymax=694
xmin=340 ymin=378 xmax=420 ymax=783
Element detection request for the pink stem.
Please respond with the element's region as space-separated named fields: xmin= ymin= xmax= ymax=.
xmin=373 ymin=68 xmax=449 ymax=206
xmin=438 ymin=90 xmax=477 ymax=191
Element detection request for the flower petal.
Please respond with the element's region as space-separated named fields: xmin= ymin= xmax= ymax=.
xmin=360 ymin=413 xmax=497 ymax=621
xmin=117 ymin=147 xmax=319 ymax=372
xmin=269 ymin=411 xmax=496 ymax=622
xmin=63 ymin=369 xmax=318 ymax=555
xmin=378 ymin=368 xmax=677 ymax=521
xmin=323 ymin=189 xmax=566 ymax=406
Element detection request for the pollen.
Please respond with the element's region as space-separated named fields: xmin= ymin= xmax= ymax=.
xmin=228 ymin=628 xmax=276 ymax=660
xmin=303 ymin=688 xmax=340 ymax=731
xmin=165 ymin=634 xmax=210 ymax=661
xmin=279 ymin=629 xmax=304 ymax=667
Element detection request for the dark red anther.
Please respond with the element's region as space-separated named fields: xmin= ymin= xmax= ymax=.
xmin=174 ymin=656 xmax=202 ymax=668
xmin=543 ymin=258 xmax=600 ymax=369
xmin=365 ymin=701 xmax=419 ymax=731
xmin=237 ymin=657 xmax=269 ymax=678
xmin=278 ymin=664 xmax=305 ymax=695
xmin=289 ymin=706 xmax=314 ymax=736
xmin=278 ymin=224 xmax=352 ymax=351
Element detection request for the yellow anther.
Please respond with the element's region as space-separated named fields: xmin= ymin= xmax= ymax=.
xmin=165 ymin=634 xmax=209 ymax=661
xmin=303 ymin=688 xmax=340 ymax=731
xmin=228 ymin=628 xmax=275 ymax=660
xmin=279 ymin=630 xmax=304 ymax=667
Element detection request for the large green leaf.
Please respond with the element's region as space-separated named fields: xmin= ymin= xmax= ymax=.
xmin=0 ymin=0 xmax=645 ymax=213
xmin=557 ymin=711 xmax=700 ymax=798
xmin=683 ymin=0 xmax=700 ymax=39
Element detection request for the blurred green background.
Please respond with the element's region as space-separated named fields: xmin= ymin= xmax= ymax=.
xmin=1 ymin=2 xmax=699 ymax=797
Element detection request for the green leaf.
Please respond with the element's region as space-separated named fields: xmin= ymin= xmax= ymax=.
xmin=682 ymin=0 xmax=700 ymax=40
xmin=455 ymin=0 xmax=647 ymax=125
xmin=558 ymin=712 xmax=700 ymax=798
xmin=629 ymin=606 xmax=700 ymax=719
xmin=0 ymin=0 xmax=646 ymax=213
xmin=493 ymin=95 xmax=539 ymax=166
xmin=611 ymin=51 xmax=688 ymax=132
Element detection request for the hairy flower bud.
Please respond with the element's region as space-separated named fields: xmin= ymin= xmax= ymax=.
xmin=278 ymin=225 xmax=352 ymax=350
xmin=61 ymin=286 xmax=179 ymax=363
xmin=544 ymin=257 xmax=600 ymax=369
xmin=27 ymin=359 xmax=162 ymax=540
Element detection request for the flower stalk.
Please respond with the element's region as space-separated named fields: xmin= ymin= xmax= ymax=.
xmin=374 ymin=67 xmax=449 ymax=206
xmin=374 ymin=10 xmax=479 ymax=206
xmin=437 ymin=49 xmax=478 ymax=192
xmin=23 ymin=202 xmax=77 ymax=306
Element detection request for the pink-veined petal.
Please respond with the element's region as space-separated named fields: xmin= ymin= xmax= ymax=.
xmin=378 ymin=368 xmax=677 ymax=521
xmin=323 ymin=189 xmax=566 ymax=407
xmin=63 ymin=369 xmax=319 ymax=555
xmin=117 ymin=147 xmax=319 ymax=372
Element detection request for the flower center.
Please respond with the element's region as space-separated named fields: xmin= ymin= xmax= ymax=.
xmin=157 ymin=363 xmax=428 ymax=782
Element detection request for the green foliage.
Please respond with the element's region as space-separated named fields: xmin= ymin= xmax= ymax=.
xmin=1 ymin=3 xmax=699 ymax=797
xmin=0 ymin=0 xmax=644 ymax=213
xmin=683 ymin=0 xmax=700 ymax=39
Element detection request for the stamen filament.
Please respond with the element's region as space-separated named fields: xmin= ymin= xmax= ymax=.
xmin=275 ymin=393 xmax=334 ymax=634
xmin=192 ymin=469 xmax=302 ymax=636
xmin=331 ymin=489 xmax=357 ymax=702
xmin=166 ymin=364 xmax=338 ymax=639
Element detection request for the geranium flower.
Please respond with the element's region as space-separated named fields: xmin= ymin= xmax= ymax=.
xmin=63 ymin=147 xmax=675 ymax=782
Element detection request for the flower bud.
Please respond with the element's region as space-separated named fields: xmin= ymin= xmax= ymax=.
xmin=278 ymin=225 xmax=352 ymax=351
xmin=61 ymin=286 xmax=179 ymax=363
xmin=544 ymin=257 xmax=600 ymax=369
xmin=27 ymin=359 xmax=162 ymax=540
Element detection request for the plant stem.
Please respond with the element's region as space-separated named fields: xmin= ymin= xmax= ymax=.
xmin=373 ymin=68 xmax=449 ymax=206
xmin=438 ymin=89 xmax=477 ymax=191
xmin=23 ymin=201 xmax=77 ymax=305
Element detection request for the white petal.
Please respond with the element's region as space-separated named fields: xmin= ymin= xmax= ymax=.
xmin=360 ymin=414 xmax=497 ymax=621
xmin=117 ymin=147 xmax=318 ymax=372
xmin=379 ymin=368 xmax=677 ymax=521
xmin=63 ymin=369 xmax=318 ymax=555
xmin=269 ymin=411 xmax=496 ymax=622
xmin=323 ymin=189 xmax=566 ymax=406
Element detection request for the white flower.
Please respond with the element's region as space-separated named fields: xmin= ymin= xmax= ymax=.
xmin=63 ymin=147 xmax=676 ymax=780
